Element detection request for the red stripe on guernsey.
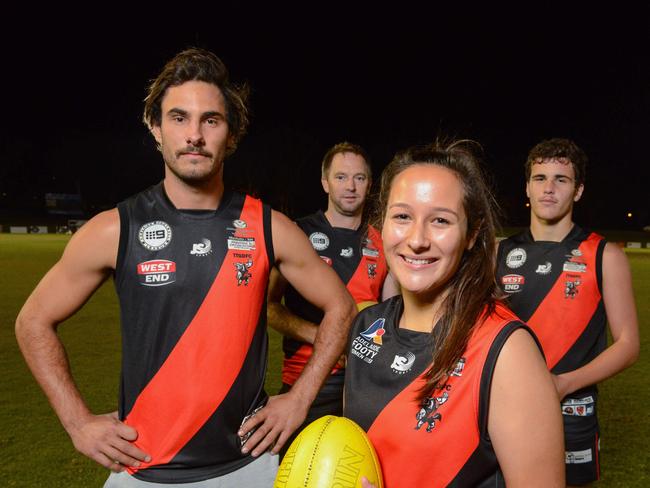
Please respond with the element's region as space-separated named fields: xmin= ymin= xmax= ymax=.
xmin=526 ymin=234 xmax=601 ymax=369
xmin=367 ymin=305 xmax=515 ymax=487
xmin=347 ymin=226 xmax=387 ymax=303
xmin=283 ymin=226 xmax=386 ymax=385
xmin=125 ymin=196 xmax=268 ymax=473
xmin=282 ymin=344 xmax=342 ymax=385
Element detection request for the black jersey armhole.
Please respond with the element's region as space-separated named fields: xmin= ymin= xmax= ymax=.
xmin=114 ymin=203 xmax=130 ymax=288
xmin=477 ymin=322 xmax=542 ymax=441
xmin=263 ymin=203 xmax=275 ymax=267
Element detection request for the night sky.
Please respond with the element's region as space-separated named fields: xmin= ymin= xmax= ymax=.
xmin=2 ymin=9 xmax=649 ymax=229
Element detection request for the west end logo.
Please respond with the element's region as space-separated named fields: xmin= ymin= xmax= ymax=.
xmin=138 ymin=221 xmax=172 ymax=251
xmin=137 ymin=259 xmax=176 ymax=286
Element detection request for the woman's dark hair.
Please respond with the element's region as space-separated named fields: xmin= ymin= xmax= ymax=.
xmin=375 ymin=139 xmax=504 ymax=399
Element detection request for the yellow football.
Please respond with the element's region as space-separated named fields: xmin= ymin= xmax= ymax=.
xmin=274 ymin=415 xmax=383 ymax=488
xmin=356 ymin=301 xmax=378 ymax=312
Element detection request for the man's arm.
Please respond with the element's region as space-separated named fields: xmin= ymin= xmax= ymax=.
xmin=240 ymin=211 xmax=356 ymax=456
xmin=553 ymin=242 xmax=640 ymax=398
xmin=267 ymin=267 xmax=319 ymax=344
xmin=15 ymin=210 xmax=150 ymax=471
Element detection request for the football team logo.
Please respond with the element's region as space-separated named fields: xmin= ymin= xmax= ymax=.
xmin=309 ymin=232 xmax=330 ymax=251
xmin=367 ymin=263 xmax=377 ymax=279
xmin=138 ymin=221 xmax=172 ymax=251
xmin=505 ymin=248 xmax=526 ymax=268
xmin=234 ymin=259 xmax=253 ymax=286
xmin=137 ymin=259 xmax=176 ymax=286
xmin=360 ymin=318 xmax=386 ymax=345
xmin=415 ymin=392 xmax=449 ymax=433
xmin=565 ymin=277 xmax=582 ymax=298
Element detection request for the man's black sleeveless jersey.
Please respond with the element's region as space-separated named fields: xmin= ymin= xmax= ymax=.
xmin=115 ymin=183 xmax=273 ymax=483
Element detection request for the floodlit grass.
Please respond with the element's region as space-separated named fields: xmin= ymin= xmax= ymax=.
xmin=1 ymin=235 xmax=647 ymax=486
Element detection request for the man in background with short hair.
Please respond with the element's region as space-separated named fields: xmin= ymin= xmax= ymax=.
xmin=268 ymin=142 xmax=396 ymax=456
xmin=496 ymin=138 xmax=639 ymax=486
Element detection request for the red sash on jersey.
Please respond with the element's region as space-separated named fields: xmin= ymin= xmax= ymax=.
xmin=526 ymin=233 xmax=602 ymax=369
xmin=367 ymin=304 xmax=516 ymax=487
xmin=347 ymin=226 xmax=388 ymax=303
xmin=125 ymin=196 xmax=269 ymax=472
xmin=282 ymin=226 xmax=388 ymax=385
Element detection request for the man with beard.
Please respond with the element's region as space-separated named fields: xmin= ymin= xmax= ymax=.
xmin=267 ymin=142 xmax=394 ymax=456
xmin=15 ymin=48 xmax=356 ymax=487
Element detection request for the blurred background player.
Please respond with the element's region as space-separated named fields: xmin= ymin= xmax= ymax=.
xmin=496 ymin=138 xmax=639 ymax=486
xmin=267 ymin=142 xmax=397 ymax=456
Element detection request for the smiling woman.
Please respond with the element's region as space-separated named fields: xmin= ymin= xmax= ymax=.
xmin=343 ymin=140 xmax=565 ymax=487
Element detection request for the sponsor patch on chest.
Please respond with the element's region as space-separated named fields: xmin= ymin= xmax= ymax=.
xmin=137 ymin=259 xmax=176 ymax=286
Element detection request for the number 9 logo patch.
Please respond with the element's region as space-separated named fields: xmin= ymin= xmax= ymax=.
xmin=138 ymin=221 xmax=172 ymax=251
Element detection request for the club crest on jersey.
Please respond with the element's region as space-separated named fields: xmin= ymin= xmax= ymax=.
xmin=367 ymin=263 xmax=377 ymax=279
xmin=505 ymin=248 xmax=526 ymax=268
xmin=415 ymin=392 xmax=449 ymax=433
xmin=564 ymin=276 xmax=581 ymax=298
xmin=234 ymin=259 xmax=253 ymax=286
xmin=391 ymin=351 xmax=416 ymax=374
xmin=360 ymin=318 xmax=386 ymax=345
xmin=340 ymin=247 xmax=354 ymax=258
xmin=536 ymin=262 xmax=552 ymax=274
xmin=137 ymin=259 xmax=176 ymax=286
xmin=138 ymin=221 xmax=172 ymax=251
xmin=501 ymin=274 xmax=525 ymax=293
xmin=309 ymin=232 xmax=329 ymax=251
xmin=190 ymin=238 xmax=212 ymax=256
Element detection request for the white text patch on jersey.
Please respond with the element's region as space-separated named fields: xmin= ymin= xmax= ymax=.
xmin=137 ymin=260 xmax=176 ymax=286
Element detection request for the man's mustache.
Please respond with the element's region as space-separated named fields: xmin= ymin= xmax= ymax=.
xmin=176 ymin=146 xmax=213 ymax=158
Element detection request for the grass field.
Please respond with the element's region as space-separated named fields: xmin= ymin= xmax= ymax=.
xmin=1 ymin=234 xmax=648 ymax=487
